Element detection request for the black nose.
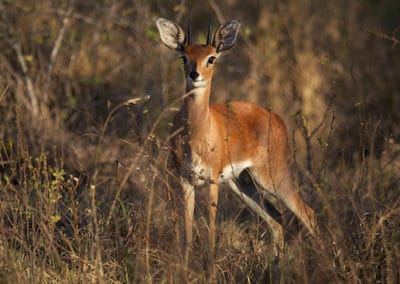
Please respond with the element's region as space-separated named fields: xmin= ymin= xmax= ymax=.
xmin=189 ymin=71 xmax=199 ymax=80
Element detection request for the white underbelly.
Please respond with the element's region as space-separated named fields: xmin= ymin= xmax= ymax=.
xmin=190 ymin=160 xmax=253 ymax=186
xmin=218 ymin=161 xmax=253 ymax=183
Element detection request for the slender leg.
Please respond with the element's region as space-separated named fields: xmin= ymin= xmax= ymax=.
xmin=181 ymin=178 xmax=195 ymax=266
xmin=274 ymin=180 xmax=317 ymax=236
xmin=254 ymin=166 xmax=318 ymax=237
xmin=208 ymin=183 xmax=219 ymax=275
xmin=228 ymin=180 xmax=284 ymax=260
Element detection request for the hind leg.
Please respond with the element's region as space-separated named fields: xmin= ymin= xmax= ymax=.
xmin=228 ymin=180 xmax=284 ymax=260
xmin=252 ymin=166 xmax=318 ymax=237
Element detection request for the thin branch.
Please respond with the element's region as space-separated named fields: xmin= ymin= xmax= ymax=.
xmin=0 ymin=86 xmax=9 ymax=104
xmin=47 ymin=1 xmax=74 ymax=85
xmin=208 ymin=0 xmax=225 ymax=23
xmin=310 ymin=93 xmax=336 ymax=137
xmin=174 ymin=0 xmax=187 ymax=24
xmin=367 ymin=29 xmax=400 ymax=49
xmin=13 ymin=41 xmax=38 ymax=116
xmin=0 ymin=1 xmax=38 ymax=116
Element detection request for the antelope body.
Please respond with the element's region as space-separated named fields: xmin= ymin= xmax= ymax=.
xmin=156 ymin=17 xmax=318 ymax=266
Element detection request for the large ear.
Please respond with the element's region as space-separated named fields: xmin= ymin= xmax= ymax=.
xmin=156 ymin=18 xmax=186 ymax=51
xmin=213 ymin=20 xmax=240 ymax=53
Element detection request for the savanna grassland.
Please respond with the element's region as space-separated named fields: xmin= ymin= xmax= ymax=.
xmin=0 ymin=0 xmax=399 ymax=283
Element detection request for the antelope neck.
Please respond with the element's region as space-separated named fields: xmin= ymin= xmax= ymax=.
xmin=183 ymin=84 xmax=212 ymax=136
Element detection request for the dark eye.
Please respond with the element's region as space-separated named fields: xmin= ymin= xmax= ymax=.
xmin=180 ymin=56 xmax=187 ymax=64
xmin=207 ymin=56 xmax=216 ymax=65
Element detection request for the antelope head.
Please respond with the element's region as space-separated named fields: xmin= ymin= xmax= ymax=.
xmin=156 ymin=18 xmax=241 ymax=90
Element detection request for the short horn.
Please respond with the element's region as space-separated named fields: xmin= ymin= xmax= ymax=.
xmin=187 ymin=18 xmax=192 ymax=44
xmin=206 ymin=19 xmax=212 ymax=45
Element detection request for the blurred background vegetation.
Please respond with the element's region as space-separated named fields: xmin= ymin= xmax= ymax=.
xmin=0 ymin=0 xmax=399 ymax=282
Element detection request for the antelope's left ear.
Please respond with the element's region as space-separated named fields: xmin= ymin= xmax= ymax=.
xmin=213 ymin=20 xmax=240 ymax=53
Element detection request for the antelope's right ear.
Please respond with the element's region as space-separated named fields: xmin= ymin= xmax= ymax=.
xmin=156 ymin=18 xmax=186 ymax=51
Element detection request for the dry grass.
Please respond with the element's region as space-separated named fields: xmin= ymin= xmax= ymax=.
xmin=1 ymin=0 xmax=400 ymax=283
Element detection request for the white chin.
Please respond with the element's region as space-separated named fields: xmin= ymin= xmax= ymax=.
xmin=188 ymin=79 xmax=206 ymax=88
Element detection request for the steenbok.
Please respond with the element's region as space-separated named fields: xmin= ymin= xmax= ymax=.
xmin=156 ymin=17 xmax=318 ymax=267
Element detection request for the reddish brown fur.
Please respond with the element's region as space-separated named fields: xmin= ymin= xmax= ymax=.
xmin=157 ymin=19 xmax=318 ymax=273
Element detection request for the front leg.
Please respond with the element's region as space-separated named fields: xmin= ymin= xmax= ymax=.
xmin=208 ymin=183 xmax=219 ymax=273
xmin=181 ymin=177 xmax=195 ymax=266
